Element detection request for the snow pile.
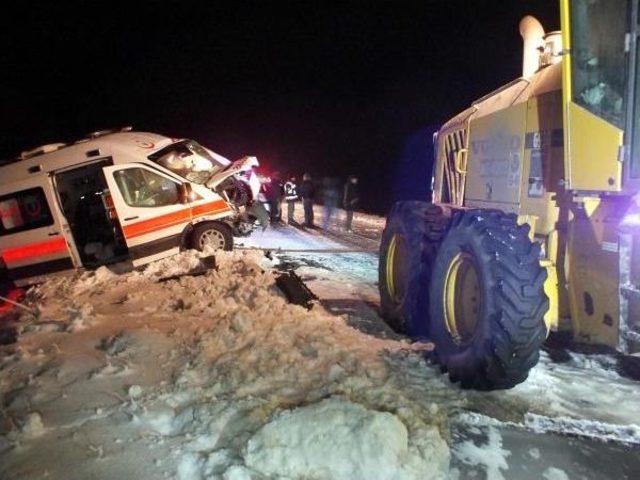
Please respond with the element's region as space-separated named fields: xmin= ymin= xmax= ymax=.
xmin=245 ymin=397 xmax=448 ymax=480
xmin=71 ymin=265 xmax=120 ymax=295
xmin=1 ymin=249 xmax=453 ymax=479
xmin=4 ymin=236 xmax=640 ymax=479
xmin=149 ymin=251 xmax=453 ymax=478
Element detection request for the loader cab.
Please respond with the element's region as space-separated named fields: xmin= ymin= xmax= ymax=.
xmin=562 ymin=0 xmax=640 ymax=192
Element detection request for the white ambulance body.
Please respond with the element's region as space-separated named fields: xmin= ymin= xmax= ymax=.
xmin=0 ymin=128 xmax=255 ymax=285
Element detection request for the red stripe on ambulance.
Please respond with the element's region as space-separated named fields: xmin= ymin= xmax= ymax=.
xmin=1 ymin=237 xmax=68 ymax=263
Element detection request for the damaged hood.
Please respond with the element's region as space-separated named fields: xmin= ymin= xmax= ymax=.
xmin=205 ymin=155 xmax=259 ymax=189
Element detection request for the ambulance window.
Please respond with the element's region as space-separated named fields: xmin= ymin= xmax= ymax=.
xmin=113 ymin=168 xmax=180 ymax=207
xmin=0 ymin=187 xmax=54 ymax=236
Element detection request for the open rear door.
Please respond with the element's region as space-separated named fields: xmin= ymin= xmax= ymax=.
xmin=103 ymin=164 xmax=192 ymax=266
xmin=0 ymin=177 xmax=75 ymax=285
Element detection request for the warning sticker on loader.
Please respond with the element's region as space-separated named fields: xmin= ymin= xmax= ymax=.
xmin=528 ymin=150 xmax=544 ymax=197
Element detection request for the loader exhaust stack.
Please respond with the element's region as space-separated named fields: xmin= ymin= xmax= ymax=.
xmin=519 ymin=15 xmax=545 ymax=78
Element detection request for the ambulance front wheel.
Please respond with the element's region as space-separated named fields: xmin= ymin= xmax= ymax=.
xmin=192 ymin=222 xmax=234 ymax=252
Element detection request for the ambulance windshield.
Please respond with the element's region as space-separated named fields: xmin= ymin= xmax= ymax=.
xmin=148 ymin=140 xmax=228 ymax=184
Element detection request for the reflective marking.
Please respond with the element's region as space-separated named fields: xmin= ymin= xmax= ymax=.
xmin=2 ymin=237 xmax=68 ymax=263
xmin=122 ymin=200 xmax=230 ymax=239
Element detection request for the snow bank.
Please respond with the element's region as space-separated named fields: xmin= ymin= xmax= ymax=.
xmin=245 ymin=397 xmax=448 ymax=480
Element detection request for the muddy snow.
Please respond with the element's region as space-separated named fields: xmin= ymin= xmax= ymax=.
xmin=1 ymin=211 xmax=639 ymax=479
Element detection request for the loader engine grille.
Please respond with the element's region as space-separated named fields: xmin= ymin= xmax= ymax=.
xmin=441 ymin=129 xmax=468 ymax=206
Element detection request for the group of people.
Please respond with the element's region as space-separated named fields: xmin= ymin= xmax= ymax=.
xmin=263 ymin=173 xmax=360 ymax=231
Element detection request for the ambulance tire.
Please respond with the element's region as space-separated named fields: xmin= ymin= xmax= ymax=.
xmin=191 ymin=222 xmax=234 ymax=252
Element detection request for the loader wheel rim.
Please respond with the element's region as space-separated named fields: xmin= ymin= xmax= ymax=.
xmin=387 ymin=234 xmax=409 ymax=304
xmin=443 ymin=252 xmax=481 ymax=344
xmin=199 ymin=228 xmax=226 ymax=250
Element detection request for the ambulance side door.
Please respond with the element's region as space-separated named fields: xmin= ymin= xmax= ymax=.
xmin=102 ymin=164 xmax=191 ymax=266
xmin=0 ymin=176 xmax=75 ymax=284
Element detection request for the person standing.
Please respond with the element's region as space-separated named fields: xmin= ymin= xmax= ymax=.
xmin=343 ymin=175 xmax=360 ymax=232
xmin=268 ymin=172 xmax=284 ymax=224
xmin=298 ymin=173 xmax=315 ymax=227
xmin=284 ymin=175 xmax=298 ymax=224
xmin=321 ymin=176 xmax=341 ymax=230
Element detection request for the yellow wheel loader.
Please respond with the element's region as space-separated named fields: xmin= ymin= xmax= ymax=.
xmin=379 ymin=0 xmax=640 ymax=390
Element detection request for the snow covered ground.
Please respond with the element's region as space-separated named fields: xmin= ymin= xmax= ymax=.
xmin=1 ymin=207 xmax=639 ymax=479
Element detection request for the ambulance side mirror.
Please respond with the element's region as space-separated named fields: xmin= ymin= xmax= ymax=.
xmin=178 ymin=183 xmax=193 ymax=204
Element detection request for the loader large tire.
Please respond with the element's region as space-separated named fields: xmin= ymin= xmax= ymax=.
xmin=429 ymin=210 xmax=548 ymax=390
xmin=379 ymin=201 xmax=451 ymax=336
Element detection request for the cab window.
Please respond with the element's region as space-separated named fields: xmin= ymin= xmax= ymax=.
xmin=0 ymin=187 xmax=54 ymax=236
xmin=113 ymin=168 xmax=180 ymax=207
xmin=571 ymin=0 xmax=628 ymax=128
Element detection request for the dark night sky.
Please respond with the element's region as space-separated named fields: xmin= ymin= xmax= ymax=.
xmin=1 ymin=1 xmax=559 ymax=213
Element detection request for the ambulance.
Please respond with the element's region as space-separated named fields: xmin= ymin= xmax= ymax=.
xmin=0 ymin=127 xmax=261 ymax=285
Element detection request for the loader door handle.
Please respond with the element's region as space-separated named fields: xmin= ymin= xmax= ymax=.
xmin=124 ymin=216 xmax=139 ymax=221
xmin=454 ymin=149 xmax=468 ymax=175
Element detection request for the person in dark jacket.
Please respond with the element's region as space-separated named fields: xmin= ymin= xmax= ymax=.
xmin=298 ymin=173 xmax=315 ymax=227
xmin=283 ymin=175 xmax=298 ymax=224
xmin=321 ymin=176 xmax=341 ymax=230
xmin=267 ymin=172 xmax=284 ymax=224
xmin=343 ymin=175 xmax=360 ymax=232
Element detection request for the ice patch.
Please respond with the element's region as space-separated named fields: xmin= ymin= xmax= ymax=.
xmin=528 ymin=447 xmax=541 ymax=460
xmin=508 ymin=351 xmax=640 ymax=426
xmin=543 ymin=466 xmax=570 ymax=480
xmin=244 ymin=397 xmax=449 ymax=480
xmin=453 ymin=426 xmax=510 ymax=480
